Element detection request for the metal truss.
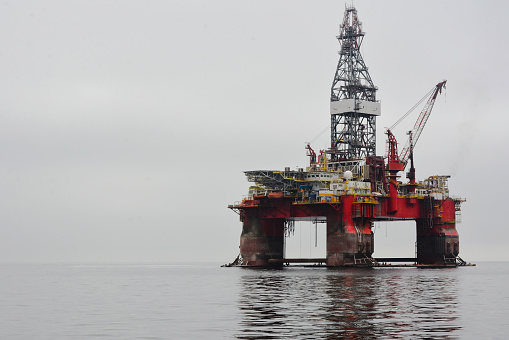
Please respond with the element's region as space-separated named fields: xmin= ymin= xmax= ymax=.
xmin=330 ymin=5 xmax=378 ymax=160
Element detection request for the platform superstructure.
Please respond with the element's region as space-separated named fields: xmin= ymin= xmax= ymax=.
xmin=227 ymin=6 xmax=467 ymax=267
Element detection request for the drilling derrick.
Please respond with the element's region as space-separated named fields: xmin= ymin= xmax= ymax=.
xmin=226 ymin=6 xmax=470 ymax=268
xmin=330 ymin=6 xmax=379 ymax=161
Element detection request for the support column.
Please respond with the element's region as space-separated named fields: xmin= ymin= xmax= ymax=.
xmin=239 ymin=216 xmax=284 ymax=267
xmin=416 ymin=225 xmax=459 ymax=264
xmin=416 ymin=199 xmax=459 ymax=265
xmin=326 ymin=196 xmax=374 ymax=266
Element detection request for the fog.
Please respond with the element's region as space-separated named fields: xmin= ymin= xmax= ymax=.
xmin=1 ymin=1 xmax=507 ymax=263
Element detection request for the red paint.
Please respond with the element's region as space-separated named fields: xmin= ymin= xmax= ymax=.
xmin=234 ymin=191 xmax=461 ymax=266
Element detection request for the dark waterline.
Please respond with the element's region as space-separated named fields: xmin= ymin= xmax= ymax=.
xmin=0 ymin=262 xmax=507 ymax=339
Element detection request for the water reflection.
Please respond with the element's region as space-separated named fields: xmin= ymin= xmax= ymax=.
xmin=322 ymin=269 xmax=380 ymax=338
xmin=236 ymin=268 xmax=460 ymax=339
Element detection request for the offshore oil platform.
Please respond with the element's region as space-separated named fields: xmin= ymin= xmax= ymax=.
xmin=227 ymin=6 xmax=470 ymax=267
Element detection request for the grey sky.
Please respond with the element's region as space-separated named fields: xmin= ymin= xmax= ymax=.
xmin=1 ymin=1 xmax=507 ymax=263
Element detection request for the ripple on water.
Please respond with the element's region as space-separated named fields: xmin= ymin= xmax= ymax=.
xmin=236 ymin=268 xmax=461 ymax=339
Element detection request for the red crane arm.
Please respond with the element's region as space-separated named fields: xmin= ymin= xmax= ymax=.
xmin=306 ymin=143 xmax=317 ymax=167
xmin=399 ymin=80 xmax=446 ymax=168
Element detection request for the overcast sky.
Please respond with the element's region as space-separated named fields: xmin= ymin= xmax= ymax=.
xmin=1 ymin=0 xmax=507 ymax=263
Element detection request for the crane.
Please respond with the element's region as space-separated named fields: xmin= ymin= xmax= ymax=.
xmin=306 ymin=143 xmax=327 ymax=170
xmin=386 ymin=80 xmax=447 ymax=170
xmin=306 ymin=143 xmax=317 ymax=168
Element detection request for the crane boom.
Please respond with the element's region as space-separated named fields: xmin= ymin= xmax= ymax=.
xmin=399 ymin=80 xmax=446 ymax=168
xmin=306 ymin=143 xmax=317 ymax=168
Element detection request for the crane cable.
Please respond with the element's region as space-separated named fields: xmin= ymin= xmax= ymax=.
xmin=309 ymin=124 xmax=331 ymax=145
xmin=389 ymin=86 xmax=436 ymax=131
xmin=311 ymin=85 xmax=437 ymax=144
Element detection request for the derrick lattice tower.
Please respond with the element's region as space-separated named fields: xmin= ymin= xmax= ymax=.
xmin=330 ymin=5 xmax=379 ymax=160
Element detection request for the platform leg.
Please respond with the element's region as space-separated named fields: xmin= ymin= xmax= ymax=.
xmin=326 ymin=197 xmax=374 ymax=266
xmin=239 ymin=216 xmax=284 ymax=267
xmin=416 ymin=220 xmax=459 ymax=265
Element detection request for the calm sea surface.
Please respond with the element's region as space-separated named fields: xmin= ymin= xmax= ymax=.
xmin=0 ymin=262 xmax=507 ymax=339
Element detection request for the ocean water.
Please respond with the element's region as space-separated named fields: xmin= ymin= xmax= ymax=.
xmin=1 ymin=262 xmax=508 ymax=339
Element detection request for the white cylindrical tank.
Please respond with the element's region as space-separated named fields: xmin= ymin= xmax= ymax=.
xmin=344 ymin=170 xmax=353 ymax=180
